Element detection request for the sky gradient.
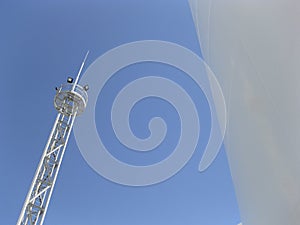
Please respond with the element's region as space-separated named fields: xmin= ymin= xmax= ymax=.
xmin=0 ymin=1 xmax=240 ymax=224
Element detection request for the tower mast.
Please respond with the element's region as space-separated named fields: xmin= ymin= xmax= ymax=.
xmin=17 ymin=52 xmax=89 ymax=225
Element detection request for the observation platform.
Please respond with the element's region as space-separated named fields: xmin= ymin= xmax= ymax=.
xmin=54 ymin=83 xmax=88 ymax=116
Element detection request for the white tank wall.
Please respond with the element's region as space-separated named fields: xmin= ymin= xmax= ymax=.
xmin=189 ymin=1 xmax=300 ymax=224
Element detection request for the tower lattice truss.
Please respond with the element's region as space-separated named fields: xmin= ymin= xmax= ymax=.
xmin=20 ymin=111 xmax=75 ymax=225
xmin=17 ymin=53 xmax=89 ymax=225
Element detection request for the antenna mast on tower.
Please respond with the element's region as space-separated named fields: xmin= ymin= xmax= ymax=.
xmin=17 ymin=52 xmax=89 ymax=225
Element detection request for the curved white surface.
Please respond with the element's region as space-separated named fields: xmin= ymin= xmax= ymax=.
xmin=189 ymin=1 xmax=300 ymax=225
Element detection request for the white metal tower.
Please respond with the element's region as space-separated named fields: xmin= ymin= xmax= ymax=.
xmin=17 ymin=52 xmax=89 ymax=225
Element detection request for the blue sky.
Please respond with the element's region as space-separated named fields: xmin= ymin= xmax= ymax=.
xmin=0 ymin=1 xmax=240 ymax=224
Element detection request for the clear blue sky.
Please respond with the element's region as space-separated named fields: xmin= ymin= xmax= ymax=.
xmin=0 ymin=1 xmax=240 ymax=224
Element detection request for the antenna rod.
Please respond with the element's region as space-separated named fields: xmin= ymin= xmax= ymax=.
xmin=72 ymin=50 xmax=89 ymax=90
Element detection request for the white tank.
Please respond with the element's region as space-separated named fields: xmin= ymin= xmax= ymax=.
xmin=189 ymin=1 xmax=300 ymax=224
